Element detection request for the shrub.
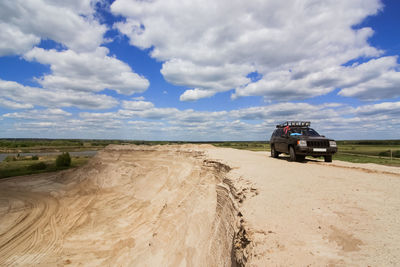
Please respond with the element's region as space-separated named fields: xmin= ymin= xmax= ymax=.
xmin=29 ymin=162 xmax=47 ymax=170
xmin=379 ymin=150 xmax=389 ymax=157
xmin=56 ymin=152 xmax=71 ymax=167
xmin=31 ymin=155 xmax=39 ymax=160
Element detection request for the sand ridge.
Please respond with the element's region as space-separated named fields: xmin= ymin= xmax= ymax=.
xmin=0 ymin=145 xmax=249 ymax=266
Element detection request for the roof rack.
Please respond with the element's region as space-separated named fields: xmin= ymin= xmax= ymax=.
xmin=276 ymin=121 xmax=310 ymax=128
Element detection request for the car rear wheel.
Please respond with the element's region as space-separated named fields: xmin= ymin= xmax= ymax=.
xmin=271 ymin=146 xmax=279 ymax=158
xmin=289 ymin=146 xmax=297 ymax=162
xmin=324 ymin=155 xmax=332 ymax=162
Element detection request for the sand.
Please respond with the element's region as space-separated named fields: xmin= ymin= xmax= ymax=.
xmin=1 ymin=145 xmax=399 ymax=266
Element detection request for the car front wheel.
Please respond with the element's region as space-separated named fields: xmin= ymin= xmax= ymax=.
xmin=289 ymin=146 xmax=297 ymax=162
xmin=324 ymin=155 xmax=332 ymax=162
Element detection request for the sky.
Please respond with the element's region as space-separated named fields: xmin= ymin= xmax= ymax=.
xmin=0 ymin=0 xmax=399 ymax=141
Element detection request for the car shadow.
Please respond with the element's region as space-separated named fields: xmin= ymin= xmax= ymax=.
xmin=270 ymin=155 xmax=322 ymax=163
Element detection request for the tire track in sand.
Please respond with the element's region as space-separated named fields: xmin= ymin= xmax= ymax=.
xmin=0 ymin=190 xmax=59 ymax=265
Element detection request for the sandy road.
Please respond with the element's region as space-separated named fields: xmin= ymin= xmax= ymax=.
xmin=1 ymin=145 xmax=400 ymax=266
xmin=205 ymin=147 xmax=400 ymax=266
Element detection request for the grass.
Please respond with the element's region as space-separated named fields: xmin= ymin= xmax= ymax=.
xmin=0 ymin=155 xmax=91 ymax=179
xmin=332 ymin=153 xmax=400 ymax=167
xmin=334 ymin=142 xmax=400 ymax=166
xmin=336 ymin=143 xmax=400 ymax=157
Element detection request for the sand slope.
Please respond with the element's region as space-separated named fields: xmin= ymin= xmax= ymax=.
xmin=1 ymin=145 xmax=400 ymax=266
xmin=0 ymin=145 xmax=239 ymax=266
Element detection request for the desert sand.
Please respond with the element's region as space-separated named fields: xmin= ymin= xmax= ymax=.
xmin=1 ymin=145 xmax=399 ymax=266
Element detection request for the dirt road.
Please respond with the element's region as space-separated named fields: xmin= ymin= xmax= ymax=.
xmin=205 ymin=147 xmax=400 ymax=266
xmin=1 ymin=145 xmax=399 ymax=266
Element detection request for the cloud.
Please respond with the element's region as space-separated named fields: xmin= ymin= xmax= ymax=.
xmin=5 ymin=99 xmax=400 ymax=140
xmin=355 ymin=101 xmax=400 ymax=117
xmin=24 ymin=47 xmax=149 ymax=95
xmin=161 ymin=59 xmax=252 ymax=101
xmin=0 ymin=22 xmax=40 ymax=56
xmin=338 ymin=57 xmax=400 ymax=100
xmin=3 ymin=108 xmax=72 ymax=120
xmin=132 ymin=96 xmax=145 ymax=101
xmin=119 ymin=107 xmax=178 ymax=120
xmin=230 ymin=102 xmax=343 ymax=121
xmin=112 ymin=0 xmax=386 ymax=101
xmin=179 ymin=89 xmax=217 ymax=102
xmin=0 ymin=0 xmax=106 ymax=56
xmin=232 ymin=69 xmax=335 ymax=101
xmin=13 ymin=119 xmax=123 ymax=133
xmin=234 ymin=56 xmax=400 ymax=101
xmin=0 ymin=98 xmax=34 ymax=109
xmin=0 ymin=79 xmax=118 ymax=109
xmin=122 ymin=100 xmax=154 ymax=110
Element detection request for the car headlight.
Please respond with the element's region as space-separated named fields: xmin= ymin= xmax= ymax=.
xmin=297 ymin=140 xmax=307 ymax=146
xmin=329 ymin=141 xmax=337 ymax=147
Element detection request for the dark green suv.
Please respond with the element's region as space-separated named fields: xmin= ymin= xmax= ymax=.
xmin=270 ymin=121 xmax=337 ymax=162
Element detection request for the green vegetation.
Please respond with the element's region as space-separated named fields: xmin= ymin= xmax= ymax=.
xmin=4 ymin=155 xmax=41 ymax=162
xmin=332 ymin=140 xmax=400 ymax=166
xmin=56 ymin=152 xmax=71 ymax=167
xmin=336 ymin=140 xmax=400 ymax=157
xmin=332 ymin=153 xmax=400 ymax=166
xmin=28 ymin=162 xmax=47 ymax=170
xmin=0 ymin=154 xmax=91 ymax=179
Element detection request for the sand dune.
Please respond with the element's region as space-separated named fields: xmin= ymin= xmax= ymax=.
xmin=1 ymin=145 xmax=400 ymax=266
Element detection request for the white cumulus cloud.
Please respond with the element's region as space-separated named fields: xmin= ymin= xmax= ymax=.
xmin=0 ymin=79 xmax=118 ymax=109
xmin=0 ymin=0 xmax=107 ymax=56
xmin=111 ymin=0 xmax=392 ymax=101
xmin=24 ymin=47 xmax=149 ymax=95
xmin=3 ymin=108 xmax=72 ymax=120
xmin=122 ymin=100 xmax=154 ymax=110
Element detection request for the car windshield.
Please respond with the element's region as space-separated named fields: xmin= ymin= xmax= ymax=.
xmin=290 ymin=128 xmax=320 ymax=137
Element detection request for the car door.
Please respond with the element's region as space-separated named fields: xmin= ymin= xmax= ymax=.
xmin=281 ymin=129 xmax=290 ymax=153
xmin=276 ymin=129 xmax=286 ymax=152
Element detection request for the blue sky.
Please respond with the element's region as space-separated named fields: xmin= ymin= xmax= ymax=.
xmin=0 ymin=0 xmax=400 ymax=140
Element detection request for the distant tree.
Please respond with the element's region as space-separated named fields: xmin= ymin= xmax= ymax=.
xmin=31 ymin=155 xmax=39 ymax=160
xmin=56 ymin=152 xmax=71 ymax=168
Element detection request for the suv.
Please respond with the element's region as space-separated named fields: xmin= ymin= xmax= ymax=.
xmin=270 ymin=121 xmax=337 ymax=162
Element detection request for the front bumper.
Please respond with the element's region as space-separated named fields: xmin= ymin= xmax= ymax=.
xmin=295 ymin=146 xmax=337 ymax=156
